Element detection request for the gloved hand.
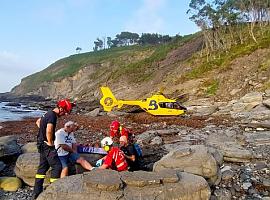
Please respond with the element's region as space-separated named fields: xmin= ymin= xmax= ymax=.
xmin=96 ymin=159 xmax=103 ymax=167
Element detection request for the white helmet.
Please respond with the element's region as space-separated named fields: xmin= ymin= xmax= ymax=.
xmin=101 ymin=137 xmax=113 ymax=147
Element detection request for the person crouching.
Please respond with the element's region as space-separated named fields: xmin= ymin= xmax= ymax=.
xmin=98 ymin=137 xmax=128 ymax=172
xmin=119 ymin=136 xmax=140 ymax=171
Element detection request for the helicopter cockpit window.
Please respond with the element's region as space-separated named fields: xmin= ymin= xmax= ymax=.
xmin=159 ymin=102 xmax=174 ymax=109
xmin=174 ymin=102 xmax=187 ymax=110
xmin=159 ymin=103 xmax=166 ymax=108
xmin=173 ymin=102 xmax=180 ymax=109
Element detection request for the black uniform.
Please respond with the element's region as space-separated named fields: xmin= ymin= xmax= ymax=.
xmin=33 ymin=110 xmax=62 ymax=199
xmin=120 ymin=144 xmax=140 ymax=171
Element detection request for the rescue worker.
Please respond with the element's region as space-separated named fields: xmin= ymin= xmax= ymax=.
xmin=33 ymin=99 xmax=74 ymax=199
xmin=109 ymin=120 xmax=130 ymax=143
xmin=54 ymin=121 xmax=95 ymax=178
xmin=119 ymin=136 xmax=140 ymax=171
xmin=98 ymin=137 xmax=128 ymax=172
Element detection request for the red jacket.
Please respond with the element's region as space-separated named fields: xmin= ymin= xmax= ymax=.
xmin=104 ymin=147 xmax=128 ymax=171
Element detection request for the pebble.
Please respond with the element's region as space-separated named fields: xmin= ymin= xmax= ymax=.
xmin=222 ymin=170 xmax=235 ymax=181
xmin=243 ymin=182 xmax=252 ymax=190
xmin=221 ymin=165 xmax=232 ymax=173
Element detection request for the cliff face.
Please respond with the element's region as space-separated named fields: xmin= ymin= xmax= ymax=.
xmin=10 ymin=33 xmax=270 ymax=103
xmin=12 ymin=64 xmax=98 ymax=100
xmin=11 ymin=36 xmax=204 ymax=101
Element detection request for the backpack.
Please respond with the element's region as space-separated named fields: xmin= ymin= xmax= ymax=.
xmin=133 ymin=143 xmax=143 ymax=158
xmin=132 ymin=143 xmax=144 ymax=170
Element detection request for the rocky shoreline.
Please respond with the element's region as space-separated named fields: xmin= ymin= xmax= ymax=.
xmin=0 ymin=91 xmax=270 ymax=199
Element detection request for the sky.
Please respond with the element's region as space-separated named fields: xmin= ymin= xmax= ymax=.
xmin=0 ymin=0 xmax=199 ymax=93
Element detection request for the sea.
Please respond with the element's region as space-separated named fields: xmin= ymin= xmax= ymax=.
xmin=0 ymin=102 xmax=45 ymax=122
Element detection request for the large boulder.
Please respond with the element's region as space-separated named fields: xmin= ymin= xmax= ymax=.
xmin=153 ymin=145 xmax=218 ymax=183
xmin=15 ymin=153 xmax=51 ymax=186
xmin=0 ymin=135 xmax=21 ymax=157
xmin=21 ymin=142 xmax=38 ymax=153
xmin=15 ymin=152 xmax=104 ymax=186
xmin=37 ymin=169 xmax=211 ymax=200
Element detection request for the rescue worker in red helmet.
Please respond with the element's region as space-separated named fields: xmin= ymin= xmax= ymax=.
xmin=109 ymin=120 xmax=130 ymax=143
xmin=98 ymin=137 xmax=128 ymax=172
xmin=33 ymin=99 xmax=74 ymax=199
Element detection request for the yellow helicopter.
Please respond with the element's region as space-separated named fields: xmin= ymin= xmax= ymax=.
xmin=100 ymin=86 xmax=187 ymax=116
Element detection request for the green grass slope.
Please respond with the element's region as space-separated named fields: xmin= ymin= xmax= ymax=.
xmin=17 ymin=34 xmax=198 ymax=93
xmin=12 ymin=26 xmax=270 ymax=101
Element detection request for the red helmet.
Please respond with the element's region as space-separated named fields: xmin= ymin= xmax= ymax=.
xmin=110 ymin=120 xmax=120 ymax=137
xmin=57 ymin=99 xmax=74 ymax=113
xmin=110 ymin=120 xmax=120 ymax=131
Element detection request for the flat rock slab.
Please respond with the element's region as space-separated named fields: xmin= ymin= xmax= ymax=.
xmin=156 ymin=169 xmax=180 ymax=183
xmin=221 ymin=142 xmax=253 ymax=162
xmin=37 ymin=170 xmax=211 ymax=200
xmin=244 ymin=131 xmax=270 ymax=145
xmin=207 ymin=135 xmax=253 ymax=163
xmin=120 ymin=171 xmax=161 ymax=187
xmin=83 ymin=170 xmax=123 ymax=191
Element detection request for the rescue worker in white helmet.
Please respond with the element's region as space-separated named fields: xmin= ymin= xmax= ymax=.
xmin=97 ymin=137 xmax=128 ymax=172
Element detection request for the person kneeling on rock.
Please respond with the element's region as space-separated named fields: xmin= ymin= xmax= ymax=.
xmin=54 ymin=121 xmax=95 ymax=178
xmin=119 ymin=136 xmax=141 ymax=171
xmin=97 ymin=137 xmax=128 ymax=172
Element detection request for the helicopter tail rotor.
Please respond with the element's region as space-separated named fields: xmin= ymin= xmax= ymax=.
xmin=100 ymin=87 xmax=118 ymax=111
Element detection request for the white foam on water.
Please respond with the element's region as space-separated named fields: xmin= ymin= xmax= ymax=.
xmin=0 ymin=102 xmax=45 ymax=122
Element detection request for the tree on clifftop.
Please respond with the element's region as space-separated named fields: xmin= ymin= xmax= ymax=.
xmin=76 ymin=47 xmax=82 ymax=54
xmin=187 ymin=0 xmax=270 ymax=59
xmin=93 ymin=38 xmax=103 ymax=51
